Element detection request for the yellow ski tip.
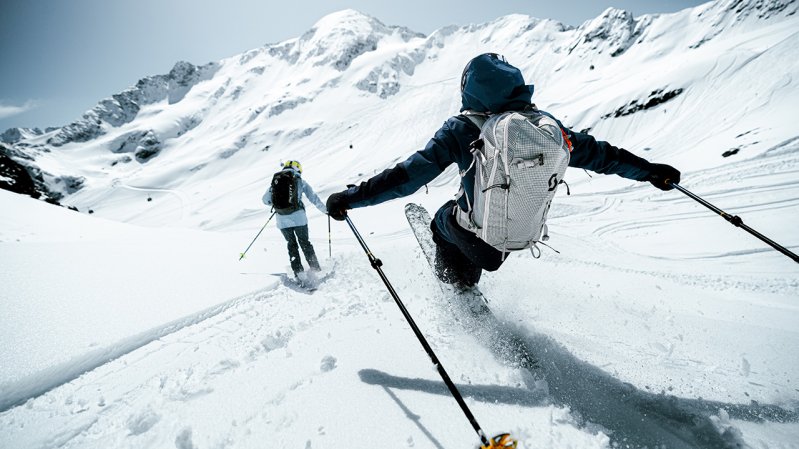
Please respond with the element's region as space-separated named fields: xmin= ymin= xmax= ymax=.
xmin=481 ymin=433 xmax=517 ymax=449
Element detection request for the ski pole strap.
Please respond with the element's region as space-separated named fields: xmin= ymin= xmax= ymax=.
xmin=671 ymin=183 xmax=799 ymax=263
xmin=344 ymin=216 xmax=493 ymax=447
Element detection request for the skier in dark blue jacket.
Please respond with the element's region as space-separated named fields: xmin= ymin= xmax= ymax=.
xmin=327 ymin=53 xmax=680 ymax=287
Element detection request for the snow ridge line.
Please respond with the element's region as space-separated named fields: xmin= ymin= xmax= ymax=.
xmin=0 ymin=286 xmax=279 ymax=413
xmin=111 ymin=179 xmax=189 ymax=221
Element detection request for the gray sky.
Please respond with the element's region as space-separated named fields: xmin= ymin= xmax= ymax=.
xmin=0 ymin=0 xmax=707 ymax=131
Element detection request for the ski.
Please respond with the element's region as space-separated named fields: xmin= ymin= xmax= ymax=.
xmin=271 ymin=266 xmax=335 ymax=294
xmin=404 ymin=203 xmax=539 ymax=370
xmin=404 ymin=203 xmax=491 ymax=315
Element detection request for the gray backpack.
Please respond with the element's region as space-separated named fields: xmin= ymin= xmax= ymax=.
xmin=458 ymin=109 xmax=571 ymax=256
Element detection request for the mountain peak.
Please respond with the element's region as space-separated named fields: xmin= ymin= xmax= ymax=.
xmin=589 ymin=7 xmax=635 ymax=29
xmin=286 ymin=9 xmax=423 ymax=72
xmin=566 ymin=6 xmax=638 ymax=57
xmin=311 ymin=9 xmax=385 ymax=35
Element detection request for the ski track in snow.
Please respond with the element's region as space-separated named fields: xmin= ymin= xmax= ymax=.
xmin=401 ymin=203 xmax=798 ymax=448
xmin=1 ymin=260 xmax=388 ymax=448
xmin=0 ymin=286 xmax=277 ymax=413
xmin=3 ymin=160 xmax=798 ymax=447
xmin=1 ymin=240 xmax=797 ymax=449
xmin=473 ymin=316 xmax=798 ymax=449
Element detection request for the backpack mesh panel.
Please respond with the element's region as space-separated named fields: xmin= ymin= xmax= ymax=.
xmin=472 ymin=112 xmax=570 ymax=251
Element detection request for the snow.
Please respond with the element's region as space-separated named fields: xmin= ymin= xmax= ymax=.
xmin=0 ymin=189 xmax=274 ymax=412
xmin=2 ymin=1 xmax=799 ymax=448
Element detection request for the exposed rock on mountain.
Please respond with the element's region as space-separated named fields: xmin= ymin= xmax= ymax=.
xmin=1 ymin=127 xmax=45 ymax=144
xmin=46 ymin=61 xmax=218 ymax=147
xmin=566 ymin=8 xmax=643 ymax=58
xmin=601 ymin=88 xmax=685 ymax=118
xmin=0 ymin=143 xmax=62 ymax=202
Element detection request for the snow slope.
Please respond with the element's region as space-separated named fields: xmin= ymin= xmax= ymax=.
xmin=2 ymin=1 xmax=798 ymax=447
xmin=0 ymin=189 xmax=275 ymax=411
xmin=4 ymin=184 xmax=797 ymax=448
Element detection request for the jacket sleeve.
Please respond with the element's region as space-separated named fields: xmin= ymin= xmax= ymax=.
xmin=564 ymin=128 xmax=653 ymax=181
xmin=302 ymin=181 xmax=327 ymax=214
xmin=346 ymin=122 xmax=458 ymax=208
xmin=262 ymin=187 xmax=272 ymax=206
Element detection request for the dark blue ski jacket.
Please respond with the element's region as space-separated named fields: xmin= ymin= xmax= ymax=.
xmin=342 ymin=114 xmax=655 ymax=212
xmin=339 ymin=54 xmax=657 ymax=257
xmin=334 ymin=54 xmax=663 ymax=271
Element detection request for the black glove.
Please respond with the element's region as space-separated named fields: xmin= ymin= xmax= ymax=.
xmin=326 ymin=192 xmax=350 ymax=221
xmin=646 ymin=163 xmax=681 ymax=191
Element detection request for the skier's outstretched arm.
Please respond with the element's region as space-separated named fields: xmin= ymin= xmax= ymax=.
xmin=327 ymin=123 xmax=457 ymax=219
xmin=564 ymin=127 xmax=680 ymax=190
xmin=302 ymin=181 xmax=327 ymax=214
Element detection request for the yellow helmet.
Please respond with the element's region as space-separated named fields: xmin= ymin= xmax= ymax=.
xmin=282 ymin=160 xmax=302 ymax=173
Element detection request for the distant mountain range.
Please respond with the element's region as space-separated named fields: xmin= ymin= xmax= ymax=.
xmin=2 ymin=0 xmax=797 ymax=229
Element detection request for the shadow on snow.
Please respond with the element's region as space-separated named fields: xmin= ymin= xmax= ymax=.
xmin=359 ymin=324 xmax=797 ymax=449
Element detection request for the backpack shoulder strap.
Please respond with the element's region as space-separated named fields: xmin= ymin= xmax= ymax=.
xmin=461 ymin=110 xmax=489 ymax=129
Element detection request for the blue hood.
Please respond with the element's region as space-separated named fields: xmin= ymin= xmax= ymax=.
xmin=460 ymin=54 xmax=534 ymax=113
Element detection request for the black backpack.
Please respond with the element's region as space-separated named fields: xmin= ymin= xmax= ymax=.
xmin=271 ymin=169 xmax=303 ymax=215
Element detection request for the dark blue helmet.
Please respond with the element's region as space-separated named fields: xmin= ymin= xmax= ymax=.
xmin=460 ymin=53 xmax=534 ymax=113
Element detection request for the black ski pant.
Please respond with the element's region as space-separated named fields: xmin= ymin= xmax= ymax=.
xmin=430 ymin=200 xmax=506 ymax=287
xmin=279 ymin=225 xmax=320 ymax=275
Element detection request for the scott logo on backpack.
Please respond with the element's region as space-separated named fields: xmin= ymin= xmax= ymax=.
xmin=547 ymin=174 xmax=559 ymax=191
xmin=271 ymin=169 xmax=303 ymax=215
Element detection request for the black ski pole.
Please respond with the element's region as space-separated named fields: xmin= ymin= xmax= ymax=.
xmin=239 ymin=211 xmax=276 ymax=261
xmin=328 ymin=215 xmax=332 ymax=259
xmin=344 ymin=215 xmax=509 ymax=448
xmin=671 ymin=183 xmax=798 ymax=264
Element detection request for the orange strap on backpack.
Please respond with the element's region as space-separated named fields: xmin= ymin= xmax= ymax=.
xmin=561 ymin=128 xmax=573 ymax=152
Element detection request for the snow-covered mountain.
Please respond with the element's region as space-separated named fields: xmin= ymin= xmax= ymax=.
xmin=2 ymin=1 xmax=798 ymax=448
xmin=2 ymin=0 xmax=796 ymax=230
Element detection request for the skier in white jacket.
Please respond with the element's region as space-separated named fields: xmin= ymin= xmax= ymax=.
xmin=263 ymin=160 xmax=327 ymax=277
